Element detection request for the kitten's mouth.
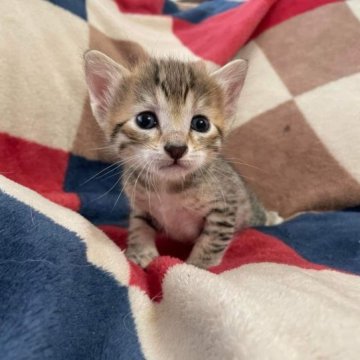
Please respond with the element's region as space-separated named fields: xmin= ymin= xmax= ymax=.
xmin=160 ymin=160 xmax=188 ymax=170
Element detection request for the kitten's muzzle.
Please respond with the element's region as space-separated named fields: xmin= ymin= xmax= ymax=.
xmin=164 ymin=144 xmax=188 ymax=160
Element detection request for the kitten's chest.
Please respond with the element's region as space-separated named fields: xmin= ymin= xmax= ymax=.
xmin=139 ymin=191 xmax=206 ymax=242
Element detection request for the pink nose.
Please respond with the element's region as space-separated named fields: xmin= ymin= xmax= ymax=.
xmin=164 ymin=144 xmax=188 ymax=160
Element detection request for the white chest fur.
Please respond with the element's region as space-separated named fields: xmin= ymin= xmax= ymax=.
xmin=136 ymin=191 xmax=206 ymax=242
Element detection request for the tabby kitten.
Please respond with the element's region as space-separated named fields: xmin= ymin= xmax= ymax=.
xmin=84 ymin=44 xmax=281 ymax=269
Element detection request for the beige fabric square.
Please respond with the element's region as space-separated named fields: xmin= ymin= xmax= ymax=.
xmin=87 ymin=0 xmax=199 ymax=60
xmin=0 ymin=0 xmax=88 ymax=151
xmin=296 ymin=72 xmax=360 ymax=184
xmin=222 ymin=101 xmax=360 ymax=216
xmin=233 ymin=41 xmax=292 ymax=128
xmin=257 ymin=3 xmax=360 ymax=96
xmin=347 ymin=0 xmax=360 ymax=21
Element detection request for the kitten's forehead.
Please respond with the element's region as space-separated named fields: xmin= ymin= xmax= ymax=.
xmin=135 ymin=59 xmax=221 ymax=110
xmin=153 ymin=60 xmax=195 ymax=104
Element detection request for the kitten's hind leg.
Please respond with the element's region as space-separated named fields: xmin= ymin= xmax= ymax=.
xmin=125 ymin=211 xmax=159 ymax=268
xmin=265 ymin=211 xmax=284 ymax=226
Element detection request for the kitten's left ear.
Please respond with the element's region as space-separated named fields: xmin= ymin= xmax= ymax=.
xmin=211 ymin=59 xmax=248 ymax=117
xmin=84 ymin=50 xmax=130 ymax=128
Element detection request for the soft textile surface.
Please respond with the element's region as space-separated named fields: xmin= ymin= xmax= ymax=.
xmin=1 ymin=0 xmax=360 ymax=359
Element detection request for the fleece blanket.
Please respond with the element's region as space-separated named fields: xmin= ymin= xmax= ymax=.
xmin=1 ymin=0 xmax=360 ymax=359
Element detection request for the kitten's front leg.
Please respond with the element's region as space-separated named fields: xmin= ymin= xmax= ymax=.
xmin=187 ymin=210 xmax=237 ymax=269
xmin=125 ymin=211 xmax=159 ymax=268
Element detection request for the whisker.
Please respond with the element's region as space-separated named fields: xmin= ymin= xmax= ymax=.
xmin=131 ymin=161 xmax=150 ymax=207
xmin=89 ymin=177 xmax=121 ymax=204
xmin=94 ymin=165 xmax=122 ymax=181
xmin=145 ymin=159 xmax=156 ymax=212
xmin=80 ymin=154 xmax=146 ymax=186
xmin=112 ymin=161 xmax=142 ymax=211
xmin=212 ymin=164 xmax=261 ymax=186
xmin=80 ymin=162 xmax=121 ymax=186
xmin=222 ymin=156 xmax=265 ymax=172
xmin=150 ymin=161 xmax=161 ymax=202
xmin=205 ymin=168 xmax=227 ymax=205
xmin=86 ymin=144 xmax=114 ymax=151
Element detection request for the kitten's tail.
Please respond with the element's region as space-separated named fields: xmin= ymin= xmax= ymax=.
xmin=265 ymin=211 xmax=284 ymax=226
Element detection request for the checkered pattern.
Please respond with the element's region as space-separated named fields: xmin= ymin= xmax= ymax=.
xmin=225 ymin=0 xmax=360 ymax=216
xmin=1 ymin=0 xmax=360 ymax=359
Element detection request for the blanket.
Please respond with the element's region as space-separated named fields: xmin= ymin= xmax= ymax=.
xmin=1 ymin=0 xmax=360 ymax=359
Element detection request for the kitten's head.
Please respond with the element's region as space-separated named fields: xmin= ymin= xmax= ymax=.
xmin=84 ymin=45 xmax=247 ymax=181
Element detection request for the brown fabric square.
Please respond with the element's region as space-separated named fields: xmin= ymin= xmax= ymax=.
xmin=222 ymin=100 xmax=360 ymax=216
xmin=257 ymin=3 xmax=360 ymax=96
xmin=72 ymin=97 xmax=112 ymax=161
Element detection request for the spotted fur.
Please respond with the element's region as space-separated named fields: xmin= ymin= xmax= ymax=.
xmin=84 ymin=46 xmax=282 ymax=269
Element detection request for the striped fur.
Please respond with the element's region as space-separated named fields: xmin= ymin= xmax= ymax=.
xmin=84 ymin=49 xmax=281 ymax=268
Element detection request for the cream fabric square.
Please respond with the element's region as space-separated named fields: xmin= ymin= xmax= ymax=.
xmin=0 ymin=0 xmax=88 ymax=151
xmin=347 ymin=0 xmax=360 ymax=22
xmin=233 ymin=41 xmax=292 ymax=128
xmin=296 ymin=73 xmax=360 ymax=183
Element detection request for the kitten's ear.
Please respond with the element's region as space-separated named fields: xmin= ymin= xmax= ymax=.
xmin=211 ymin=59 xmax=248 ymax=117
xmin=84 ymin=50 xmax=130 ymax=127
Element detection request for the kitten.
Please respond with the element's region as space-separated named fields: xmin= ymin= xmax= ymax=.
xmin=84 ymin=45 xmax=282 ymax=269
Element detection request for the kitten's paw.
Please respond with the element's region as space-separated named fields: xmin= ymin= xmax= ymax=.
xmin=186 ymin=255 xmax=222 ymax=269
xmin=125 ymin=248 xmax=159 ymax=268
xmin=266 ymin=211 xmax=284 ymax=226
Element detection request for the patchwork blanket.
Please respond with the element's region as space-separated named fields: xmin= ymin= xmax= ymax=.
xmin=1 ymin=0 xmax=360 ymax=358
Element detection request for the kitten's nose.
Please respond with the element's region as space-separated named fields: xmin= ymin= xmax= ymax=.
xmin=164 ymin=144 xmax=188 ymax=160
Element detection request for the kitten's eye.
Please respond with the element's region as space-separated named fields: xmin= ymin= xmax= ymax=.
xmin=135 ymin=112 xmax=158 ymax=129
xmin=191 ymin=115 xmax=210 ymax=133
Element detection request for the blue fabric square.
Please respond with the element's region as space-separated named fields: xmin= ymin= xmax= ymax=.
xmin=64 ymin=154 xmax=130 ymax=227
xmin=0 ymin=192 xmax=143 ymax=359
xmin=47 ymin=0 xmax=87 ymax=20
xmin=259 ymin=211 xmax=360 ymax=275
xmin=163 ymin=0 xmax=245 ymax=23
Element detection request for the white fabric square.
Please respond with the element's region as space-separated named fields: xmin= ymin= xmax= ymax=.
xmin=0 ymin=0 xmax=88 ymax=151
xmin=296 ymin=73 xmax=360 ymax=183
xmin=129 ymin=263 xmax=360 ymax=360
xmin=347 ymin=0 xmax=360 ymax=22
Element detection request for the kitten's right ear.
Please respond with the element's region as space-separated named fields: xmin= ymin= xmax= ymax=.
xmin=84 ymin=50 xmax=130 ymax=128
xmin=211 ymin=59 xmax=248 ymax=119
